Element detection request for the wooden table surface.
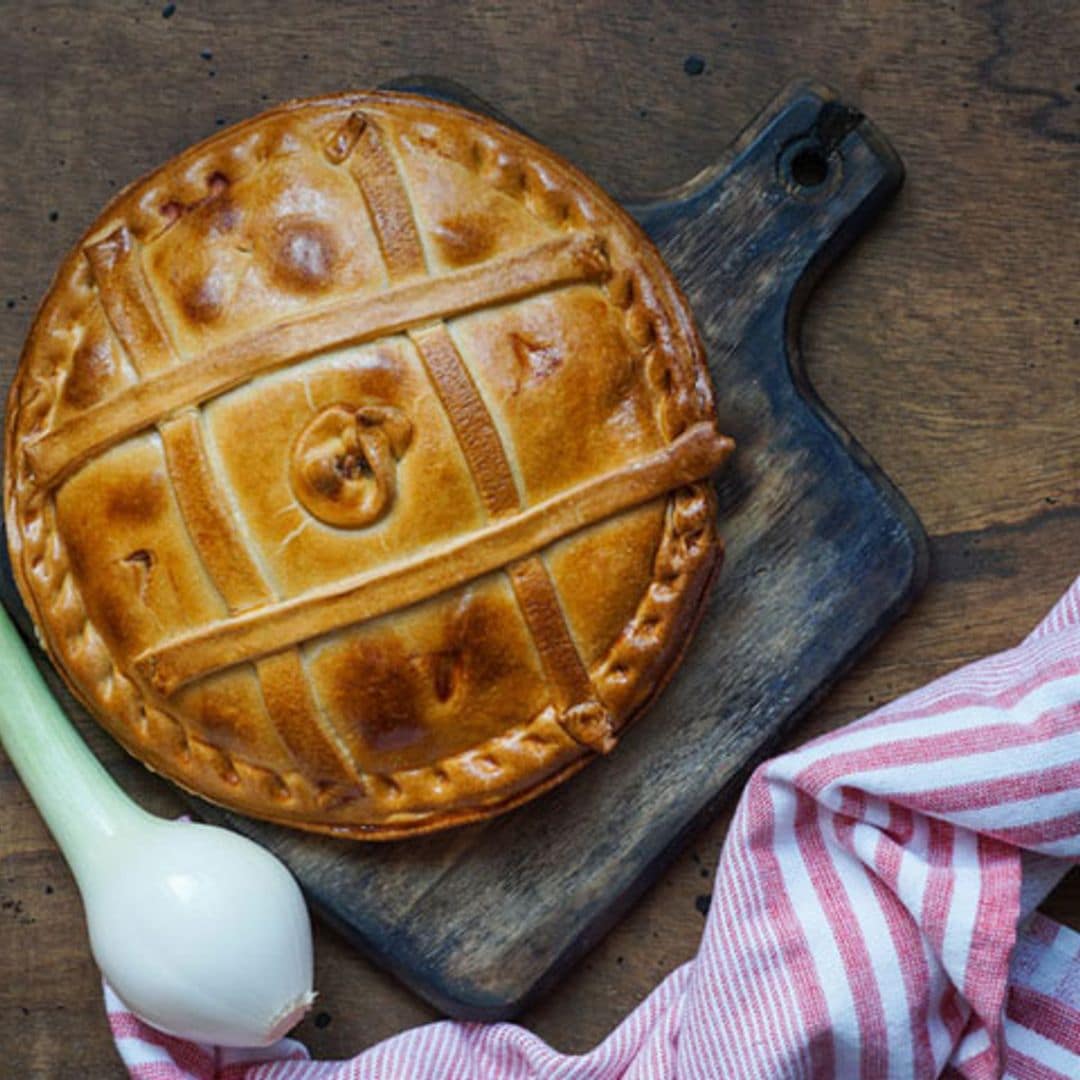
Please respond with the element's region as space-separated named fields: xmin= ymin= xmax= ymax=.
xmin=1 ymin=2 xmax=1076 ymax=1074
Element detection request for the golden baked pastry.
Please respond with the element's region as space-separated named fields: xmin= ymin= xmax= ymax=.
xmin=4 ymin=92 xmax=733 ymax=838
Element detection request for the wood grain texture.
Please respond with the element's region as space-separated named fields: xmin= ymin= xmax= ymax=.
xmin=0 ymin=2 xmax=1076 ymax=1075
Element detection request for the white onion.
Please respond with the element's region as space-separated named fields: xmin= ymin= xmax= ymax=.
xmin=0 ymin=606 xmax=315 ymax=1047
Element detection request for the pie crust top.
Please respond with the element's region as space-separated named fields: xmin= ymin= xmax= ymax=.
xmin=4 ymin=92 xmax=733 ymax=838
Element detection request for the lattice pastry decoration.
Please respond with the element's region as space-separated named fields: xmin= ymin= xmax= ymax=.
xmin=4 ymin=92 xmax=734 ymax=838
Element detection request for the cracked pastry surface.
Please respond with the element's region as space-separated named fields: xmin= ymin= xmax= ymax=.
xmin=5 ymin=91 xmax=733 ymax=838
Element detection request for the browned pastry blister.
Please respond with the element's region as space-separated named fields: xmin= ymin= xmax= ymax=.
xmin=4 ymin=92 xmax=734 ymax=838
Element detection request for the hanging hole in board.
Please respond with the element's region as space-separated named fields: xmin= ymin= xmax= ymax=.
xmin=778 ymin=137 xmax=841 ymax=199
xmin=790 ymin=147 xmax=829 ymax=188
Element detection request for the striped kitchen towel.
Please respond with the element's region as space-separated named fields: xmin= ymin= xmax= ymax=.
xmin=107 ymin=575 xmax=1080 ymax=1079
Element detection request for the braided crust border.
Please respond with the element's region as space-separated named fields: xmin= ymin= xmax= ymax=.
xmin=4 ymin=92 xmax=722 ymax=839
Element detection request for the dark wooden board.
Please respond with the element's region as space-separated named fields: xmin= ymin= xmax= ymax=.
xmin=0 ymin=79 xmax=927 ymax=1020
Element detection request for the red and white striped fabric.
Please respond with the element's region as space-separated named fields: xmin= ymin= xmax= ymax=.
xmin=107 ymin=575 xmax=1080 ymax=1079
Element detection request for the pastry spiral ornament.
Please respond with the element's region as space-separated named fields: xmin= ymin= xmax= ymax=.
xmin=290 ymin=403 xmax=413 ymax=528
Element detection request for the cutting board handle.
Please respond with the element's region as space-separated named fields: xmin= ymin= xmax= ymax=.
xmin=625 ymin=81 xmax=903 ymax=419
xmin=627 ymin=78 xmax=903 ymax=267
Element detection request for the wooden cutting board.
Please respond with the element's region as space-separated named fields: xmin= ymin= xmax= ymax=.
xmin=0 ymin=79 xmax=927 ymax=1020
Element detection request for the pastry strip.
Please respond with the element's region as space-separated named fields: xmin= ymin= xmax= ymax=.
xmin=159 ymin=410 xmax=271 ymax=611
xmin=336 ymin=113 xmax=427 ymax=279
xmin=410 ymin=324 xmax=595 ymax=712
xmin=136 ymin=422 xmax=733 ymax=695
xmin=84 ymin=227 xmax=179 ymax=376
xmin=28 ymin=233 xmax=609 ymax=489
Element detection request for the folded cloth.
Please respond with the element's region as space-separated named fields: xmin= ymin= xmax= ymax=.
xmin=107 ymin=576 xmax=1080 ymax=1079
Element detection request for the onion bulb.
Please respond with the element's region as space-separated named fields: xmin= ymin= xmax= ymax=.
xmin=0 ymin=604 xmax=315 ymax=1046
